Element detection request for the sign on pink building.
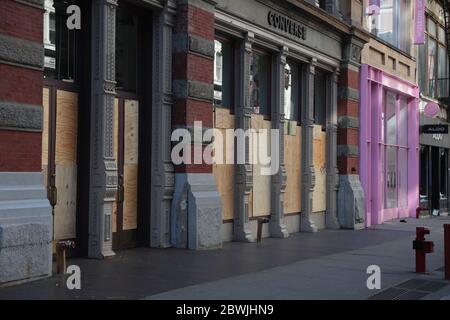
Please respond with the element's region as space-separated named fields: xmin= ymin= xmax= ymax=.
xmin=414 ymin=0 xmax=425 ymax=45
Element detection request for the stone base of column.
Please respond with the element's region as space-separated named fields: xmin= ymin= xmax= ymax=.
xmin=337 ymin=174 xmax=365 ymax=230
xmin=300 ymin=212 xmax=318 ymax=233
xmin=270 ymin=220 xmax=289 ymax=238
xmin=0 ymin=173 xmax=53 ymax=285
xmin=171 ymin=173 xmax=222 ymax=250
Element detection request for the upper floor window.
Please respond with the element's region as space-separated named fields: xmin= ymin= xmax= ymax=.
xmin=418 ymin=15 xmax=449 ymax=99
xmin=250 ymin=49 xmax=271 ymax=117
xmin=116 ymin=3 xmax=138 ymax=92
xmin=284 ymin=60 xmax=301 ymax=121
xmin=369 ymin=0 xmax=411 ymax=54
xmin=314 ymin=69 xmax=327 ymax=130
xmin=214 ymin=37 xmax=234 ymax=109
xmin=43 ymin=0 xmax=79 ymax=81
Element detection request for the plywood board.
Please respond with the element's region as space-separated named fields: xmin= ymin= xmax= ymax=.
xmin=42 ymin=88 xmax=49 ymax=168
xmin=284 ymin=125 xmax=302 ymax=214
xmin=42 ymin=88 xmax=50 ymax=187
xmin=214 ymin=107 xmax=235 ymax=129
xmin=213 ymin=108 xmax=235 ymax=221
xmin=124 ymin=100 xmax=139 ymax=165
xmin=55 ymin=90 xmax=78 ymax=165
xmin=312 ymin=125 xmax=326 ymax=213
xmin=54 ymin=164 xmax=77 ymax=240
xmin=123 ymin=164 xmax=138 ymax=230
xmin=251 ymin=114 xmax=271 ymax=217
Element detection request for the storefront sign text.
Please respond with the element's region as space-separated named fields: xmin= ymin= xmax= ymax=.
xmin=267 ymin=11 xmax=306 ymax=41
xmin=422 ymin=124 xmax=448 ymax=134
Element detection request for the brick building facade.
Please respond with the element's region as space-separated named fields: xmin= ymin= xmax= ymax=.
xmin=0 ymin=0 xmax=373 ymax=285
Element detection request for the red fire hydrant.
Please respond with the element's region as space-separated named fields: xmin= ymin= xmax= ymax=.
xmin=413 ymin=227 xmax=434 ymax=273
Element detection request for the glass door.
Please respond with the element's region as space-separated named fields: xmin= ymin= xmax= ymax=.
xmin=382 ymin=91 xmax=409 ymax=221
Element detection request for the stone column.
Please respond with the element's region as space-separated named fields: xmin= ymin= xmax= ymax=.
xmin=234 ymin=32 xmax=254 ymax=242
xmin=337 ymin=34 xmax=366 ymax=230
xmin=171 ymin=0 xmax=222 ymax=250
xmin=88 ymin=0 xmax=118 ymax=258
xmin=301 ymin=58 xmax=318 ymax=232
xmin=150 ymin=0 xmax=176 ymax=248
xmin=326 ymin=70 xmax=340 ymax=229
xmin=270 ymin=46 xmax=289 ymax=238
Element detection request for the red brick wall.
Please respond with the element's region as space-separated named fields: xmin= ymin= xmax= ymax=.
xmin=0 ymin=65 xmax=43 ymax=105
xmin=173 ymin=2 xmax=215 ymax=174
xmin=337 ymin=68 xmax=360 ymax=175
xmin=0 ymin=130 xmax=42 ymax=172
xmin=0 ymin=0 xmax=43 ymax=42
xmin=0 ymin=0 xmax=43 ymax=172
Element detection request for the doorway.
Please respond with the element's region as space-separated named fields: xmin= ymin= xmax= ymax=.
xmin=112 ymin=1 xmax=153 ymax=250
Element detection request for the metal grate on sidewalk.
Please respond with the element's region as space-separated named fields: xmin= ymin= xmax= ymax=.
xmin=368 ymin=279 xmax=448 ymax=300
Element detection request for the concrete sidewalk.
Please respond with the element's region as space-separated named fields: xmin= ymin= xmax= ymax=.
xmin=146 ymin=217 xmax=450 ymax=300
xmin=1 ymin=217 xmax=449 ymax=300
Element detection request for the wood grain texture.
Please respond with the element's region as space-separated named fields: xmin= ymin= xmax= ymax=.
xmin=53 ymin=90 xmax=78 ymax=240
xmin=284 ymin=124 xmax=302 ymax=214
xmin=251 ymin=114 xmax=271 ymax=217
xmin=213 ymin=108 xmax=235 ymax=220
xmin=124 ymin=100 xmax=139 ymax=165
xmin=42 ymin=88 xmax=49 ymax=187
xmin=54 ymin=165 xmax=77 ymax=240
xmin=123 ymin=164 xmax=138 ymax=230
xmin=55 ymin=91 xmax=78 ymax=165
xmin=312 ymin=125 xmax=327 ymax=213
xmin=123 ymin=99 xmax=139 ymax=230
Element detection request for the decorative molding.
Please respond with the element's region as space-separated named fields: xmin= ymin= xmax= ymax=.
xmin=338 ymin=87 xmax=359 ymax=102
xmin=150 ymin=2 xmax=175 ymax=248
xmin=14 ymin=0 xmax=44 ymax=9
xmin=338 ymin=115 xmax=359 ymax=129
xmin=88 ymin=0 xmax=118 ymax=259
xmin=0 ymin=101 xmax=42 ymax=131
xmin=173 ymin=80 xmax=214 ymax=101
xmin=234 ymin=32 xmax=254 ymax=242
xmin=337 ymin=145 xmax=359 ymax=157
xmin=300 ymin=57 xmax=318 ymax=232
xmin=270 ymin=46 xmax=289 ymax=238
xmin=325 ymin=70 xmax=340 ymax=229
xmin=0 ymin=34 xmax=44 ymax=69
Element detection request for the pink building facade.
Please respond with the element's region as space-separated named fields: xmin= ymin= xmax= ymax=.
xmin=359 ymin=64 xmax=420 ymax=227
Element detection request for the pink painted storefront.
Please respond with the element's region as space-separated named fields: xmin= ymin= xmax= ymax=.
xmin=359 ymin=64 xmax=420 ymax=227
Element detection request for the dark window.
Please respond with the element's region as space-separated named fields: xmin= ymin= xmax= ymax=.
xmin=420 ymin=145 xmax=429 ymax=206
xmin=44 ymin=0 xmax=79 ymax=81
xmin=284 ymin=60 xmax=301 ymax=121
xmin=214 ymin=38 xmax=234 ymax=109
xmin=250 ymin=50 xmax=271 ymax=117
xmin=116 ymin=4 xmax=138 ymax=92
xmin=314 ymin=69 xmax=327 ymax=129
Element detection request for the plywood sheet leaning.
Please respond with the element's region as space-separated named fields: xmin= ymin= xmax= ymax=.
xmin=312 ymin=125 xmax=326 ymax=213
xmin=251 ymin=114 xmax=271 ymax=217
xmin=42 ymin=88 xmax=49 ymax=187
xmin=123 ymin=99 xmax=139 ymax=230
xmin=54 ymin=90 xmax=78 ymax=240
xmin=213 ymin=107 xmax=235 ymax=221
xmin=284 ymin=124 xmax=302 ymax=214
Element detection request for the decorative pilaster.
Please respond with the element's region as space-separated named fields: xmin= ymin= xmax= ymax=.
xmin=88 ymin=0 xmax=118 ymax=258
xmin=326 ymin=70 xmax=340 ymax=229
xmin=301 ymin=58 xmax=318 ymax=232
xmin=234 ymin=32 xmax=254 ymax=242
xmin=337 ymin=33 xmax=367 ymax=230
xmin=150 ymin=0 xmax=176 ymax=248
xmin=270 ymin=46 xmax=289 ymax=238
